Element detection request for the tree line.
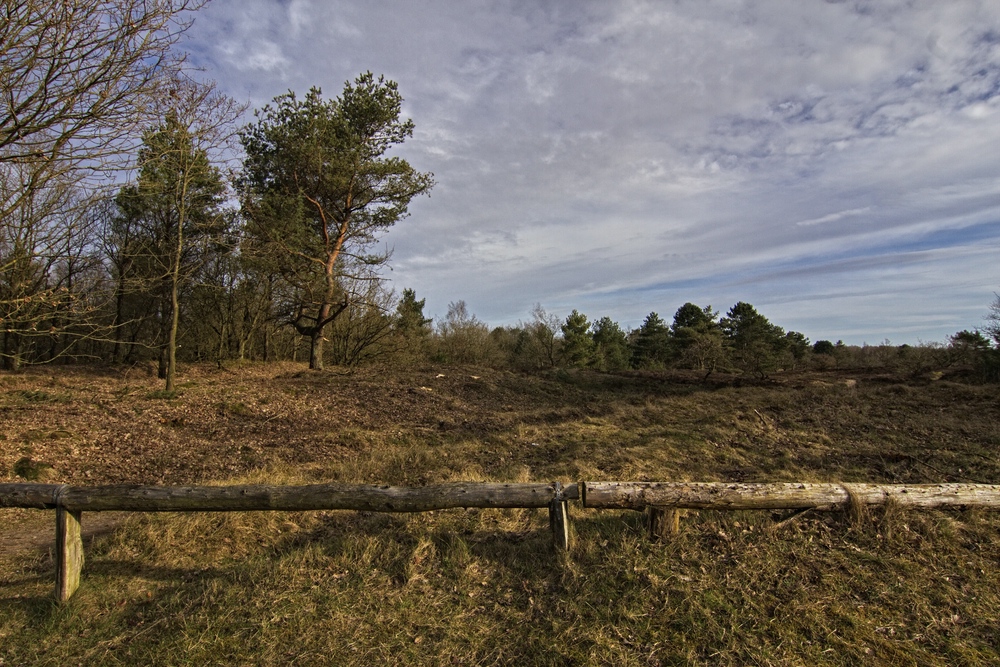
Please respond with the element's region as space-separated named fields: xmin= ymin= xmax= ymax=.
xmin=2 ymin=1 xmax=997 ymax=386
xmin=390 ymin=294 xmax=1000 ymax=382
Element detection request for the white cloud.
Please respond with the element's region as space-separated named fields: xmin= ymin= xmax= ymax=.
xmin=220 ymin=39 xmax=288 ymax=73
xmin=184 ymin=0 xmax=1000 ymax=343
xmin=797 ymin=208 xmax=874 ymax=227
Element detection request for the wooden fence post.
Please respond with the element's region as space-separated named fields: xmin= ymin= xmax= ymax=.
xmin=648 ymin=507 xmax=682 ymax=541
xmin=549 ymin=482 xmax=571 ymax=551
xmin=55 ymin=506 xmax=83 ymax=603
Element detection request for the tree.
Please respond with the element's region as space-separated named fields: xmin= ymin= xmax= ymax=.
xmin=1 ymin=0 xmax=198 ymax=165
xmin=986 ymin=293 xmax=1000 ymax=346
xmin=670 ymin=303 xmax=724 ymax=371
xmin=239 ymin=74 xmax=434 ymax=370
xmin=392 ymin=288 xmax=432 ymax=363
xmin=527 ymin=304 xmax=561 ymax=368
xmin=720 ymin=302 xmax=785 ymax=377
xmin=325 ymin=280 xmax=396 ymax=366
xmin=114 ymin=81 xmax=241 ymax=389
xmin=781 ymin=330 xmax=811 ymax=370
xmin=812 ymin=340 xmax=835 ymax=356
xmin=0 ymin=182 xmax=111 ymax=369
xmin=949 ymin=330 xmax=991 ymax=364
xmin=2 ymin=1 xmax=208 ymax=370
xmin=1 ymin=0 xmax=200 ymax=226
xmin=631 ymin=312 xmax=671 ymax=369
xmin=434 ymin=300 xmax=493 ymax=364
xmin=591 ymin=317 xmax=630 ymax=371
xmin=671 ymin=302 xmax=716 ymax=333
xmin=1 ymin=1 xmax=202 ymax=303
xmin=395 ymin=288 xmax=432 ymax=337
xmin=560 ymin=310 xmax=593 ymax=367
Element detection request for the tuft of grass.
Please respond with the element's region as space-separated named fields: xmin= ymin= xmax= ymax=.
xmin=12 ymin=456 xmax=56 ymax=481
xmin=145 ymin=389 xmax=179 ymax=400
xmin=9 ymin=389 xmax=67 ymax=404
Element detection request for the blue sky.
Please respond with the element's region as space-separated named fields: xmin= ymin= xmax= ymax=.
xmin=183 ymin=0 xmax=1000 ymax=345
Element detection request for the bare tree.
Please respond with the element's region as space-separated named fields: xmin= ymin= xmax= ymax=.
xmin=1 ymin=0 xmax=206 ymax=368
xmin=1 ymin=0 xmax=201 ymax=167
xmin=986 ymin=292 xmax=1000 ymax=346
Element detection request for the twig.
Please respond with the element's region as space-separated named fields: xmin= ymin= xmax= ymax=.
xmin=770 ymin=507 xmax=814 ymax=531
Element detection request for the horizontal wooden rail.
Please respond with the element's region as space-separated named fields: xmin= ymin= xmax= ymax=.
xmin=0 ymin=481 xmax=577 ymax=602
xmin=582 ymin=482 xmax=1000 ymax=510
xmin=4 ymin=480 xmax=1000 ymax=603
xmin=0 ymin=482 xmax=578 ymax=512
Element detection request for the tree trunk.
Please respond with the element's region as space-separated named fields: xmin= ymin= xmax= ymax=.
xmin=158 ymin=345 xmax=167 ymax=379
xmin=112 ymin=289 xmax=123 ymax=363
xmin=6 ymin=332 xmax=23 ymax=371
xmin=309 ymin=328 xmax=324 ymax=370
xmin=582 ymin=482 xmax=1000 ymax=510
xmin=166 ymin=278 xmax=179 ymax=391
xmin=1 ymin=481 xmax=579 ymax=512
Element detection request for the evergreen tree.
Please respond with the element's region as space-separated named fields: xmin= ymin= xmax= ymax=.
xmin=671 ymin=303 xmax=724 ymax=371
xmin=115 ymin=107 xmax=229 ymax=389
xmin=393 ymin=287 xmax=432 ymax=362
xmin=812 ymin=340 xmax=836 ymax=355
xmin=560 ymin=309 xmax=594 ymax=367
xmin=239 ymin=74 xmax=433 ymax=370
xmin=782 ymin=330 xmax=811 ymax=369
xmin=671 ymin=302 xmax=716 ymax=333
xmin=591 ymin=317 xmax=630 ymax=371
xmin=720 ymin=302 xmax=785 ymax=377
xmin=395 ymin=288 xmax=432 ymax=336
xmin=631 ymin=312 xmax=671 ymax=369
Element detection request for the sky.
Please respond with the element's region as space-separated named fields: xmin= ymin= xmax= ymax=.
xmin=183 ymin=0 xmax=1000 ymax=345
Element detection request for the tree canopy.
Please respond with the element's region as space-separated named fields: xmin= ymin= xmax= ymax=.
xmin=114 ymin=109 xmax=228 ymax=389
xmin=238 ymin=74 xmax=434 ymax=369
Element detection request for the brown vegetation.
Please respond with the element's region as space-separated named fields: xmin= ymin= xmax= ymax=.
xmin=1 ymin=363 xmax=999 ymax=665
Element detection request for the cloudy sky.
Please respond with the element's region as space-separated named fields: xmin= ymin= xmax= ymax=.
xmin=183 ymin=0 xmax=1000 ymax=345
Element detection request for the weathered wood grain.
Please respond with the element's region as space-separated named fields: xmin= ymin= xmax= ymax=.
xmin=648 ymin=507 xmax=682 ymax=540
xmin=547 ymin=482 xmax=572 ymax=550
xmin=582 ymin=482 xmax=1000 ymax=510
xmin=39 ymin=482 xmax=576 ymax=512
xmin=55 ymin=507 xmax=83 ymax=603
xmin=0 ymin=483 xmax=64 ymax=509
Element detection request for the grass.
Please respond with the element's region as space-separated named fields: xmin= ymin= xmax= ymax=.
xmin=1 ymin=363 xmax=999 ymax=665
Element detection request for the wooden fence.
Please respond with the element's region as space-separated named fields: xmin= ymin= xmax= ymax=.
xmin=2 ymin=481 xmax=998 ymax=602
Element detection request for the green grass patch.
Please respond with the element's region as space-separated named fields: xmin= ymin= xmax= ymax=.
xmin=145 ymin=390 xmax=180 ymax=400
xmin=8 ymin=389 xmax=68 ymax=404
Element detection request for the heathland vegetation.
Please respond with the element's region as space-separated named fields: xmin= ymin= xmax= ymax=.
xmin=3 ymin=3 xmax=1000 ymax=665
xmin=2 ymin=363 xmax=999 ymax=665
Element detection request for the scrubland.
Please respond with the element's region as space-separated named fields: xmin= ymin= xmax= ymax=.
xmin=1 ymin=363 xmax=998 ymax=665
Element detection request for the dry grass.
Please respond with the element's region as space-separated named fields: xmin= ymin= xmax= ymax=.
xmin=1 ymin=363 xmax=999 ymax=665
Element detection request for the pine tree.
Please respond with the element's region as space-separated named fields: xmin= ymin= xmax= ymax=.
xmin=239 ymin=74 xmax=433 ymax=370
xmin=560 ymin=310 xmax=594 ymax=367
